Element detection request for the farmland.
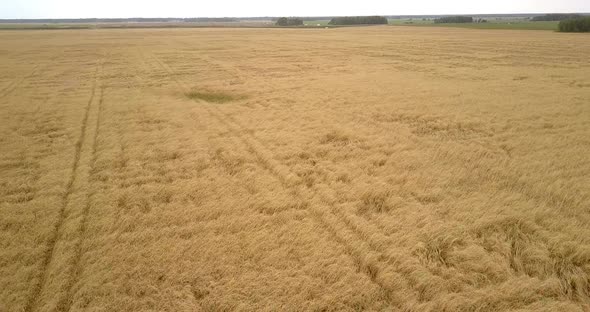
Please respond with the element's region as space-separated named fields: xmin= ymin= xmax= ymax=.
xmin=0 ymin=26 xmax=589 ymax=311
xmin=388 ymin=19 xmax=560 ymax=30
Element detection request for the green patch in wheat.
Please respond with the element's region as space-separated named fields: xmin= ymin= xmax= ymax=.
xmin=185 ymin=90 xmax=243 ymax=104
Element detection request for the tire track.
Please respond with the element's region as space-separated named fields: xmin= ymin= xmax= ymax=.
xmin=180 ymin=36 xmax=585 ymax=231
xmin=24 ymin=60 xmax=102 ymax=312
xmin=60 ymin=85 xmax=105 ymax=312
xmin=204 ymin=106 xmax=416 ymax=301
xmin=183 ymin=40 xmax=590 ymax=308
xmin=218 ymin=110 xmax=398 ymax=247
xmin=202 ymin=41 xmax=590 ymax=309
xmin=161 ymin=40 xmax=426 ymax=294
xmin=147 ymin=51 xmax=413 ymax=307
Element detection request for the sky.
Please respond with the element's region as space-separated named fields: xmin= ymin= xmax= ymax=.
xmin=1 ymin=0 xmax=589 ymax=19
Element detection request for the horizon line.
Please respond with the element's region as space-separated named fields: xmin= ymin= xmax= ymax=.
xmin=2 ymin=12 xmax=590 ymax=20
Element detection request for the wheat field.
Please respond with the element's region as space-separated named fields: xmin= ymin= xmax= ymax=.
xmin=0 ymin=26 xmax=589 ymax=311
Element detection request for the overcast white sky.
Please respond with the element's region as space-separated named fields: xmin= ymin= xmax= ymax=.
xmin=1 ymin=0 xmax=589 ymax=19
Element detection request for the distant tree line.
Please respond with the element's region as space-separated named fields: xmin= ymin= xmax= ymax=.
xmin=558 ymin=16 xmax=590 ymax=32
xmin=328 ymin=16 xmax=388 ymax=25
xmin=275 ymin=17 xmax=304 ymax=26
xmin=532 ymin=14 xmax=582 ymax=21
xmin=434 ymin=16 xmax=473 ymax=23
xmin=299 ymin=17 xmax=334 ymax=21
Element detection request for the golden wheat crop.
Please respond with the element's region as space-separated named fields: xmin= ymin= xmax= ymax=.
xmin=0 ymin=26 xmax=589 ymax=311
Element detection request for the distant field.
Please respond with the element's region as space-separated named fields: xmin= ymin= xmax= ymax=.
xmin=0 ymin=23 xmax=95 ymax=29
xmin=1 ymin=27 xmax=589 ymax=311
xmin=0 ymin=21 xmax=336 ymax=30
xmin=0 ymin=19 xmax=560 ymax=31
xmin=0 ymin=21 xmax=275 ymax=29
xmin=303 ymin=20 xmax=331 ymax=26
xmin=389 ymin=19 xmax=560 ymax=30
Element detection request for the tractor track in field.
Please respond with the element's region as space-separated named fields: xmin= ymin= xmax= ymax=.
xmin=147 ymin=50 xmax=416 ymax=307
xmin=59 ymin=84 xmax=106 ymax=312
xmin=24 ymin=59 xmax=104 ymax=312
xmin=173 ymin=38 xmax=586 ymax=236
